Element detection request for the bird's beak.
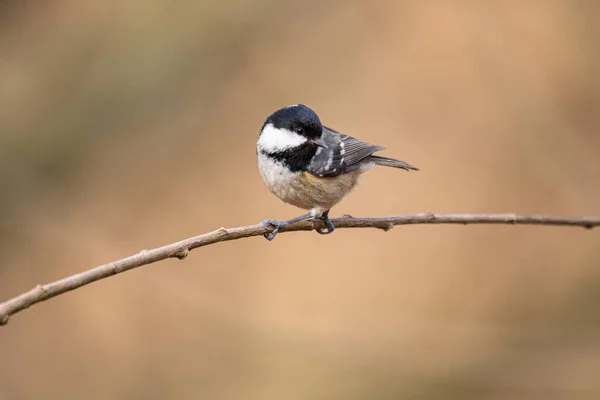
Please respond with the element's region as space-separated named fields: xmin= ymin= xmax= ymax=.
xmin=310 ymin=137 xmax=328 ymax=148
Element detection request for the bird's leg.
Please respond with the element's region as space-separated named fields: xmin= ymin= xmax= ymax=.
xmin=314 ymin=210 xmax=335 ymax=235
xmin=261 ymin=212 xmax=313 ymax=241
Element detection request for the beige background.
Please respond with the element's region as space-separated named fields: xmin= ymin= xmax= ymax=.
xmin=1 ymin=1 xmax=599 ymax=399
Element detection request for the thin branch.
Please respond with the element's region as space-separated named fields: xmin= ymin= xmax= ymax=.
xmin=1 ymin=213 xmax=598 ymax=326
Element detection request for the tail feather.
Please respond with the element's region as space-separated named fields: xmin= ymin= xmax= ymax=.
xmin=369 ymin=155 xmax=419 ymax=171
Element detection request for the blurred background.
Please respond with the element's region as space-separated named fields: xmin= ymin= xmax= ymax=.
xmin=1 ymin=1 xmax=599 ymax=399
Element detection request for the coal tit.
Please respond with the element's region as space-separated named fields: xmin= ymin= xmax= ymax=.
xmin=257 ymin=104 xmax=418 ymax=240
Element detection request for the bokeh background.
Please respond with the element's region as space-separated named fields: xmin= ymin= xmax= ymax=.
xmin=1 ymin=1 xmax=599 ymax=399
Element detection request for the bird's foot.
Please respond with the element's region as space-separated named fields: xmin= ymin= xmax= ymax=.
xmin=261 ymin=212 xmax=314 ymax=241
xmin=314 ymin=210 xmax=335 ymax=235
xmin=261 ymin=219 xmax=288 ymax=241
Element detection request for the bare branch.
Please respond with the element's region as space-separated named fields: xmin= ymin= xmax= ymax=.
xmin=1 ymin=213 xmax=598 ymax=326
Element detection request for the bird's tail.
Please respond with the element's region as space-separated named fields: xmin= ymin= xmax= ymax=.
xmin=369 ymin=156 xmax=419 ymax=171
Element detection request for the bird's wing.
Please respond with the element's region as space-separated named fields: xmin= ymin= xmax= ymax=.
xmin=307 ymin=126 xmax=384 ymax=177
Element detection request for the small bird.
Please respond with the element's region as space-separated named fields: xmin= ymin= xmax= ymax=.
xmin=257 ymin=104 xmax=418 ymax=240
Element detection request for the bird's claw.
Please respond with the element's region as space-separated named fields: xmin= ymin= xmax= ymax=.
xmin=314 ymin=213 xmax=335 ymax=235
xmin=261 ymin=219 xmax=286 ymax=241
xmin=261 ymin=219 xmax=279 ymax=229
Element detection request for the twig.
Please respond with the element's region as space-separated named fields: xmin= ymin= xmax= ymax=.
xmin=1 ymin=213 xmax=598 ymax=326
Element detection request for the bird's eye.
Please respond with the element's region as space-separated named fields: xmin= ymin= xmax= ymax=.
xmin=296 ymin=127 xmax=305 ymax=135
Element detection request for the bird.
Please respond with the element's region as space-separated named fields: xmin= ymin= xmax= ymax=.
xmin=257 ymin=104 xmax=418 ymax=241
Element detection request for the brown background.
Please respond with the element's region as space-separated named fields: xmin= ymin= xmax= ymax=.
xmin=1 ymin=1 xmax=599 ymax=399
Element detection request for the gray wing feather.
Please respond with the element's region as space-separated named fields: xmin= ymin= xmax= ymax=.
xmin=336 ymin=134 xmax=385 ymax=168
xmin=307 ymin=126 xmax=384 ymax=177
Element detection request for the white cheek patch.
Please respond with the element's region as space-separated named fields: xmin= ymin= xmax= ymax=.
xmin=257 ymin=123 xmax=307 ymax=152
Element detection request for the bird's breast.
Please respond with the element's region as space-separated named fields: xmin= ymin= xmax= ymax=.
xmin=257 ymin=151 xmax=361 ymax=210
xmin=257 ymin=152 xmax=305 ymax=205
